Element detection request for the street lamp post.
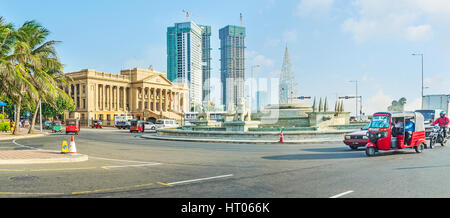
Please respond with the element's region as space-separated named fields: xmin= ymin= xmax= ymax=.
xmin=412 ymin=53 xmax=424 ymax=107
xmin=349 ymin=80 xmax=358 ymax=121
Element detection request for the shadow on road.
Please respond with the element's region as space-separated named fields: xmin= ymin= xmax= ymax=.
xmin=262 ymin=152 xmax=365 ymax=160
xmin=302 ymin=147 xmax=359 ymax=153
xmin=395 ymin=164 xmax=450 ymax=170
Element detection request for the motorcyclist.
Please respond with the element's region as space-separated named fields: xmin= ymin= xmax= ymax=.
xmin=433 ymin=111 xmax=449 ymax=138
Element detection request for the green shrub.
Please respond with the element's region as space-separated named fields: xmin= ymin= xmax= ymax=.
xmin=0 ymin=122 xmax=10 ymax=132
xmin=0 ymin=114 xmax=4 ymax=120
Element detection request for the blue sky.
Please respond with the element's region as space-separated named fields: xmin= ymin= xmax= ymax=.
xmin=2 ymin=0 xmax=450 ymax=115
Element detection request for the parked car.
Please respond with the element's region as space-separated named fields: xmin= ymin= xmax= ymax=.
xmin=144 ymin=122 xmax=156 ymax=130
xmin=344 ymin=122 xmax=371 ymax=150
xmin=155 ymin=119 xmax=179 ymax=129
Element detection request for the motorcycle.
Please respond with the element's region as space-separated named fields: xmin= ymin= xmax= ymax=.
xmin=429 ymin=126 xmax=448 ymax=149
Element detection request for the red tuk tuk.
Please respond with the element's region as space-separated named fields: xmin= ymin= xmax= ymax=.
xmin=91 ymin=120 xmax=103 ymax=128
xmin=130 ymin=119 xmax=144 ymax=133
xmin=365 ymin=111 xmax=426 ymax=157
xmin=66 ymin=118 xmax=80 ymax=135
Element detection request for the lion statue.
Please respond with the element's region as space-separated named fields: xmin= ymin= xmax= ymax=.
xmin=233 ymin=97 xmax=251 ymax=122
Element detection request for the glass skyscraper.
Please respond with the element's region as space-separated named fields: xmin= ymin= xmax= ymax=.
xmin=219 ymin=25 xmax=246 ymax=112
xmin=167 ymin=22 xmax=204 ymax=111
xmin=200 ymin=25 xmax=211 ymax=104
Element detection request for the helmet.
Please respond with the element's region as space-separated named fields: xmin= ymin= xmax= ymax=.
xmin=441 ymin=111 xmax=446 ymax=116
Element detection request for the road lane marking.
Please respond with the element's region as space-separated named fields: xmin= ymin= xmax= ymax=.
xmin=0 ymin=169 xmax=25 ymax=172
xmin=30 ymin=167 xmax=97 ymax=172
xmin=330 ymin=190 xmax=354 ymax=198
xmin=12 ymin=139 xmax=38 ymax=150
xmin=71 ymin=183 xmax=154 ymax=195
xmin=89 ymin=156 xmax=161 ymax=164
xmin=167 ymin=174 xmax=234 ymax=186
xmin=103 ymin=163 xmax=162 ymax=169
xmin=0 ymin=192 xmax=64 ymax=195
xmin=157 ymin=182 xmax=173 ymax=187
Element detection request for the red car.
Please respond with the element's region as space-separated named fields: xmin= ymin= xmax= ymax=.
xmin=344 ymin=123 xmax=370 ymax=150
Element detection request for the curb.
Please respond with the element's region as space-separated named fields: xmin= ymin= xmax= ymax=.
xmin=0 ymin=153 xmax=89 ymax=165
xmin=0 ymin=132 xmax=49 ymax=141
xmin=140 ymin=134 xmax=342 ymax=144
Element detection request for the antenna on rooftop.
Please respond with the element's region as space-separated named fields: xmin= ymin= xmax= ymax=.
xmin=240 ymin=13 xmax=243 ymax=26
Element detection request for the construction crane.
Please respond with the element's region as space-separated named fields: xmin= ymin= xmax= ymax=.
xmin=182 ymin=10 xmax=191 ymax=21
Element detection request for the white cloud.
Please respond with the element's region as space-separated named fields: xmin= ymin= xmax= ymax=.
xmin=124 ymin=44 xmax=165 ymax=72
xmin=296 ymin=0 xmax=335 ymax=17
xmin=404 ymin=97 xmax=422 ymax=111
xmin=342 ymin=0 xmax=436 ymax=43
xmin=424 ymin=75 xmax=450 ymax=94
xmin=405 ymin=25 xmax=434 ymax=42
xmin=283 ymin=30 xmax=298 ymax=44
xmin=246 ymin=50 xmax=275 ymax=71
xmin=363 ymin=90 xmax=393 ymax=115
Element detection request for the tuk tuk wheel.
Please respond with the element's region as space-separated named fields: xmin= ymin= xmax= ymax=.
xmin=365 ymin=147 xmax=376 ymax=157
xmin=415 ymin=143 xmax=425 ymax=153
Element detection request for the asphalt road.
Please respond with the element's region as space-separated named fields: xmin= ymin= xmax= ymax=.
xmin=1 ymin=127 xmax=450 ymax=198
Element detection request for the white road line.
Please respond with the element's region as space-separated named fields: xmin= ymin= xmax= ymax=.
xmin=103 ymin=163 xmax=162 ymax=169
xmin=89 ymin=156 xmax=161 ymax=165
xmin=167 ymin=174 xmax=234 ymax=186
xmin=330 ymin=190 xmax=354 ymax=198
xmin=12 ymin=139 xmax=39 ymax=150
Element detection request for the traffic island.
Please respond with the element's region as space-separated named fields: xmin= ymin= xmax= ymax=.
xmin=141 ymin=129 xmax=349 ymax=144
xmin=0 ymin=150 xmax=88 ymax=165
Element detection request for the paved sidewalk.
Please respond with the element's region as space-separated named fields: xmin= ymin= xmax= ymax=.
xmin=0 ymin=127 xmax=48 ymax=141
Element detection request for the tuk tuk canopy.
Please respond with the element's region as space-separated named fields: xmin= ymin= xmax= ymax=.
xmin=374 ymin=111 xmax=425 ymax=132
xmin=66 ymin=119 xmax=79 ymax=126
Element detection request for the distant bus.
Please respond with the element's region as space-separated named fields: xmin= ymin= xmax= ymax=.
xmin=184 ymin=112 xmax=227 ymax=125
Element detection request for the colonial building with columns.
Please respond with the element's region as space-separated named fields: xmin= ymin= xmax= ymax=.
xmin=64 ymin=66 xmax=189 ymax=126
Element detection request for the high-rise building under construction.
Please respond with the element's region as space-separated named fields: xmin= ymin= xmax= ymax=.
xmin=167 ymin=21 xmax=208 ymax=111
xmin=219 ymin=25 xmax=246 ymax=111
xmin=200 ymin=25 xmax=211 ymax=104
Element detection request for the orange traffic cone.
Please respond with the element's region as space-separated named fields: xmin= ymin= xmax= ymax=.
xmin=279 ymin=130 xmax=284 ymax=143
xmin=69 ymin=135 xmax=77 ymax=154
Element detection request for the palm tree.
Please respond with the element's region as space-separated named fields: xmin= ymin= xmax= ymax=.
xmin=1 ymin=18 xmax=70 ymax=135
xmin=8 ymin=20 xmax=60 ymax=134
xmin=16 ymin=20 xmax=71 ymax=134
xmin=1 ymin=17 xmax=36 ymax=134
xmin=0 ymin=17 xmax=16 ymax=99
